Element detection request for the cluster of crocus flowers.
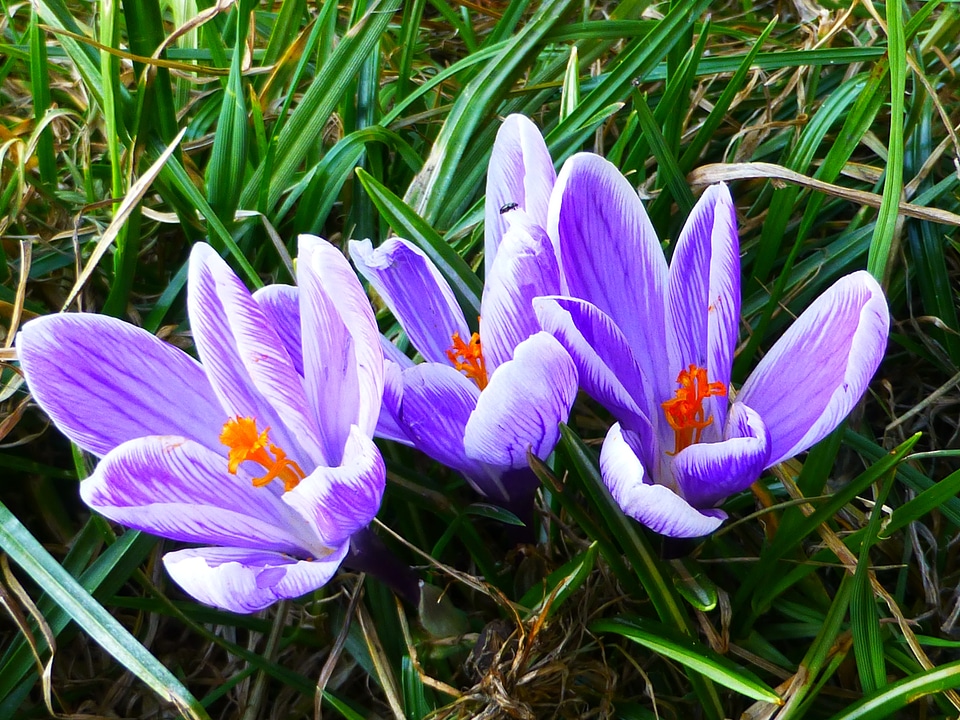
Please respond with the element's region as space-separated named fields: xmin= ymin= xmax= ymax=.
xmin=16 ymin=112 xmax=892 ymax=621
xmin=17 ymin=238 xmax=388 ymax=612
xmin=534 ymin=152 xmax=890 ymax=538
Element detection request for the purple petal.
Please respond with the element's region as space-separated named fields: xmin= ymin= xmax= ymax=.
xmin=398 ymin=363 xmax=480 ymax=476
xmin=484 ymin=114 xmax=556 ymax=275
xmin=80 ymin=436 xmax=321 ymax=555
xmin=376 ymin=357 xmax=414 ymax=445
xmin=464 ymin=332 xmax=577 ymax=472
xmin=738 ymin=271 xmax=889 ymax=466
xmin=666 ymin=184 xmax=740 ymax=435
xmin=350 ymin=238 xmax=469 ymax=364
xmin=283 ymin=426 xmax=385 ymax=547
xmin=672 ymin=403 xmax=771 ymax=509
xmin=480 ymin=214 xmax=561 ymax=371
xmin=162 ymin=545 xmax=348 ymax=613
xmin=16 ymin=313 xmax=224 ymax=456
xmin=600 ymin=424 xmax=726 ymax=538
xmin=188 ymin=244 xmax=321 ymax=466
xmin=549 ymin=153 xmax=669 ymax=398
xmin=534 ymin=296 xmax=658 ymax=468
xmin=298 ymin=237 xmax=384 ymax=462
xmin=253 ymin=284 xmax=303 ymax=376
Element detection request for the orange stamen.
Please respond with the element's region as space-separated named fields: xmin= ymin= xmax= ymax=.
xmin=219 ymin=416 xmax=306 ymax=492
xmin=661 ymin=364 xmax=727 ymax=455
xmin=446 ymin=330 xmax=488 ymax=390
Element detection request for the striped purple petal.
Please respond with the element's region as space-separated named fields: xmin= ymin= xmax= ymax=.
xmin=549 ymin=153 xmax=669 ymax=400
xmin=162 ymin=544 xmax=348 ymax=614
xmin=188 ymin=244 xmax=322 ymax=467
xmin=16 ymin=313 xmax=223 ymax=457
xmin=398 ymin=362 xmax=480 ymax=477
xmin=666 ymin=184 xmax=740 ymax=436
xmin=298 ymin=237 xmax=384 ymax=463
xmin=600 ymin=423 xmax=726 ymax=538
xmin=464 ymin=332 xmax=577 ymax=470
xmin=283 ymin=426 xmax=385 ymax=547
xmin=484 ymin=114 xmax=555 ymax=275
xmin=738 ymin=271 xmax=889 ymax=466
xmin=80 ymin=436 xmax=320 ymax=555
xmin=480 ymin=213 xmax=560 ymax=371
xmin=350 ymin=238 xmax=469 ymax=364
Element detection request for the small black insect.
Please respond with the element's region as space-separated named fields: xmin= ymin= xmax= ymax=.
xmin=498 ymin=202 xmax=519 ymax=215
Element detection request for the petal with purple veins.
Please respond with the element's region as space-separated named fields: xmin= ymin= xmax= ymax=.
xmin=298 ymin=237 xmax=384 ymax=462
xmin=549 ymin=153 xmax=669 ymax=397
xmin=188 ymin=244 xmax=321 ymax=466
xmin=376 ymin=357 xmax=413 ymax=445
xmin=398 ymin=362 xmax=480 ymax=476
xmin=484 ymin=114 xmax=556 ymax=275
xmin=666 ymin=184 xmax=740 ymax=434
xmin=16 ymin=313 xmax=224 ymax=457
xmin=480 ymin=215 xmax=561 ymax=371
xmin=600 ymin=424 xmax=726 ymax=538
xmin=737 ymin=271 xmax=889 ymax=466
xmin=534 ymin=296 xmax=658 ymax=468
xmin=283 ymin=426 xmax=385 ymax=547
xmin=464 ymin=332 xmax=577 ymax=470
xmin=253 ymin=284 xmax=303 ymax=376
xmin=350 ymin=238 xmax=469 ymax=364
xmin=162 ymin=544 xmax=348 ymax=614
xmin=672 ymin=402 xmax=771 ymax=509
xmin=80 ymin=436 xmax=319 ymax=554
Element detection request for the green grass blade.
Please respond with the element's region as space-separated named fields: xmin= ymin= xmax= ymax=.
xmin=404 ymin=0 xmax=577 ymax=226
xmin=28 ymin=12 xmax=55 ymax=184
xmin=866 ymin=0 xmax=906 ymax=281
xmin=205 ymin=6 xmax=249 ymax=221
xmin=0 ymin=528 xmax=156 ymax=699
xmin=148 ymin=137 xmax=262 ymax=288
xmin=546 ymin=0 xmax=711 ymax=159
xmin=850 ymin=473 xmax=893 ymax=694
xmin=827 ymin=659 xmax=960 ymax=720
xmin=240 ymin=0 xmax=402 ymax=213
xmin=556 ymin=425 xmax=724 ymax=720
xmin=882 ymin=467 xmax=960 ymax=537
xmin=0 ymin=502 xmax=210 ymax=719
xmin=32 ymin=0 xmax=103 ymax=109
xmin=592 ymin=616 xmax=781 ymax=704
xmin=750 ymin=434 xmax=920 ymax=616
xmin=633 ymin=89 xmax=694 ymax=216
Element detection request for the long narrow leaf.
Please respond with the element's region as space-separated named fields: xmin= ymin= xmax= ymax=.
xmin=0 ymin=502 xmax=210 ymax=719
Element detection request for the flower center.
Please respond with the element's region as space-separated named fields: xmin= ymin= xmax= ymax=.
xmin=219 ymin=416 xmax=306 ymax=492
xmin=661 ymin=364 xmax=727 ymax=455
xmin=446 ymin=330 xmax=488 ymax=390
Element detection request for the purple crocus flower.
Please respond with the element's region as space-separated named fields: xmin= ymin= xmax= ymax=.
xmin=346 ymin=115 xmax=575 ymax=519
xmin=349 ymin=226 xmax=577 ymax=519
xmin=17 ymin=237 xmax=388 ymax=613
xmin=535 ymin=154 xmax=890 ymax=538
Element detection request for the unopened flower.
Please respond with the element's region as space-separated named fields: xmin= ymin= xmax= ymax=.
xmin=536 ymin=155 xmax=889 ymax=538
xmin=17 ymin=238 xmax=387 ymax=612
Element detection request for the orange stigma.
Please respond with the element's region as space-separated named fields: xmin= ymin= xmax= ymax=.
xmin=219 ymin=416 xmax=306 ymax=492
xmin=661 ymin=364 xmax=727 ymax=455
xmin=446 ymin=330 xmax=488 ymax=390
